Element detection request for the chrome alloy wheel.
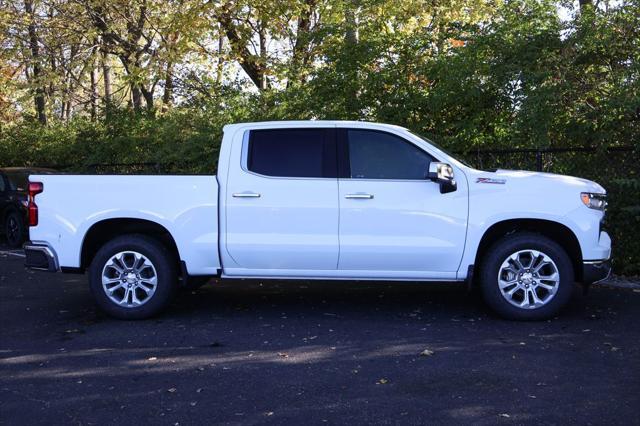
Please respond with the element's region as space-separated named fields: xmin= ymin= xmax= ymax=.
xmin=101 ymin=251 xmax=158 ymax=308
xmin=497 ymin=249 xmax=560 ymax=309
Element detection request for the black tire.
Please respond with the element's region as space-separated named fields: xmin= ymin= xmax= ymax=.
xmin=479 ymin=232 xmax=574 ymax=320
xmin=5 ymin=211 xmax=25 ymax=248
xmin=88 ymin=234 xmax=178 ymax=320
xmin=182 ymin=276 xmax=211 ymax=291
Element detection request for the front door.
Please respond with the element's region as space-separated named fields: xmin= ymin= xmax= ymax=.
xmin=337 ymin=128 xmax=468 ymax=279
xmin=224 ymin=128 xmax=340 ymax=274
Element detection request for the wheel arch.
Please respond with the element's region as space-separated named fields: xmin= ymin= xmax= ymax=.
xmin=80 ymin=218 xmax=181 ymax=272
xmin=474 ymin=219 xmax=583 ymax=282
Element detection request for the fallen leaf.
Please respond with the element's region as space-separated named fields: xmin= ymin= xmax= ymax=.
xmin=167 ymin=388 xmax=177 ymax=393
xmin=376 ymin=378 xmax=389 ymax=385
xmin=499 ymin=413 xmax=510 ymax=418
xmin=420 ymin=349 xmax=435 ymax=357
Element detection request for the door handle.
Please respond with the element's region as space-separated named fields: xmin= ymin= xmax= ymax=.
xmin=345 ymin=193 xmax=374 ymax=199
xmin=232 ymin=192 xmax=261 ymax=198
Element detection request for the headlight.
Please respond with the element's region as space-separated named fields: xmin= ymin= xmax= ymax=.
xmin=581 ymin=192 xmax=607 ymax=210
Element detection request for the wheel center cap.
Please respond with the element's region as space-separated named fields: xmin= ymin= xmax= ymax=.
xmin=521 ymin=272 xmax=533 ymax=284
xmin=126 ymin=273 xmax=137 ymax=284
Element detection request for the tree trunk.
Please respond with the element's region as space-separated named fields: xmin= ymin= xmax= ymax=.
xmin=345 ymin=6 xmax=359 ymax=45
xmin=288 ymin=0 xmax=315 ymax=87
xmin=90 ymin=55 xmax=98 ymax=120
xmin=64 ymin=100 xmax=72 ymax=121
xmin=141 ymin=85 xmax=154 ymax=111
xmin=258 ymin=21 xmax=268 ymax=90
xmin=25 ymin=0 xmax=47 ymax=124
xmin=218 ymin=8 xmax=268 ymax=90
xmin=162 ymin=62 xmax=173 ymax=106
xmin=131 ymin=85 xmax=142 ymax=111
xmin=216 ymin=33 xmax=224 ymax=84
xmin=102 ymin=49 xmax=112 ymax=105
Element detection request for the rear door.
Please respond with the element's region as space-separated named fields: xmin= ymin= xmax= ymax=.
xmin=224 ymin=127 xmax=340 ymax=274
xmin=337 ymin=128 xmax=468 ymax=279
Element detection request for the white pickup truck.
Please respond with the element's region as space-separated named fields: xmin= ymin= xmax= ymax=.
xmin=24 ymin=121 xmax=611 ymax=320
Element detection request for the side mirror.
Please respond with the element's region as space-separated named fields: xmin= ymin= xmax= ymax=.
xmin=428 ymin=162 xmax=457 ymax=194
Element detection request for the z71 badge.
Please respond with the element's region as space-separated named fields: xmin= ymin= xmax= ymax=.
xmin=476 ymin=177 xmax=506 ymax=184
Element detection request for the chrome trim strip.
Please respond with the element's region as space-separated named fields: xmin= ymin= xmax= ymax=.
xmin=345 ymin=193 xmax=374 ymax=199
xmin=232 ymin=192 xmax=261 ymax=198
xmin=584 ymin=259 xmax=611 ymax=265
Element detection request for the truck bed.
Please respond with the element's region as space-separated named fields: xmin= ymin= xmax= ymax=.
xmin=29 ymin=175 xmax=220 ymax=275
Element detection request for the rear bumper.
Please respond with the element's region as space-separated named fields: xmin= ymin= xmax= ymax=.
xmin=582 ymin=259 xmax=611 ymax=285
xmin=24 ymin=242 xmax=59 ymax=272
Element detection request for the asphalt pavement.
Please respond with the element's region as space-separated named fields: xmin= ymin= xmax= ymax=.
xmin=1 ymin=245 xmax=639 ymax=425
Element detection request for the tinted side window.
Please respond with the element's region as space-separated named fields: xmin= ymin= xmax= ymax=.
xmin=0 ymin=175 xmax=5 ymax=192
xmin=248 ymin=129 xmax=336 ymax=178
xmin=347 ymin=130 xmax=434 ymax=179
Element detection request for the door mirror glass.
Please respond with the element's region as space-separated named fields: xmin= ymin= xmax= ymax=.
xmin=428 ymin=162 xmax=457 ymax=193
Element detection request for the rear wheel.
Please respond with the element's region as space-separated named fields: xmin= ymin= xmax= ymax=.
xmin=5 ymin=211 xmax=25 ymax=248
xmin=88 ymin=234 xmax=178 ymax=319
xmin=479 ymin=232 xmax=574 ymax=320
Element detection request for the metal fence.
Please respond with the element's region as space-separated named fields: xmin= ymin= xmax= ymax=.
xmin=457 ymin=145 xmax=637 ymax=174
xmin=38 ymin=145 xmax=637 ymax=175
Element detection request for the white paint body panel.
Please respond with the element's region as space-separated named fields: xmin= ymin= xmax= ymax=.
xmin=28 ymin=175 xmax=220 ymax=275
xmin=458 ymin=168 xmax=611 ymax=275
xmin=30 ymin=120 xmax=611 ymax=282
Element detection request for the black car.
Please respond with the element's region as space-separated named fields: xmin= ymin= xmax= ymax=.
xmin=0 ymin=167 xmax=56 ymax=248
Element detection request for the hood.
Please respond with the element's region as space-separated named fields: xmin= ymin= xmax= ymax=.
xmin=488 ymin=169 xmax=606 ymax=194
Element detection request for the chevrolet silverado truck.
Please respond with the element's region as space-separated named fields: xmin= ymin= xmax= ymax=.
xmin=23 ymin=121 xmax=611 ymax=320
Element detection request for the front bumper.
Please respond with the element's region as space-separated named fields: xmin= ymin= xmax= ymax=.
xmin=582 ymin=259 xmax=611 ymax=285
xmin=24 ymin=242 xmax=59 ymax=272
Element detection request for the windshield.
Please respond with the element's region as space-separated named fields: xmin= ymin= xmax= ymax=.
xmin=407 ymin=131 xmax=472 ymax=168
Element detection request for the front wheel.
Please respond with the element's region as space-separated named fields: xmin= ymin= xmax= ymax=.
xmin=88 ymin=234 xmax=178 ymax=320
xmin=479 ymin=232 xmax=574 ymax=320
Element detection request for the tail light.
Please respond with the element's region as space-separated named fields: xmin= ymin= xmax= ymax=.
xmin=28 ymin=182 xmax=43 ymax=226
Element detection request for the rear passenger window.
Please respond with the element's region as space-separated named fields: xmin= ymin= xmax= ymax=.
xmin=247 ymin=129 xmax=336 ymax=178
